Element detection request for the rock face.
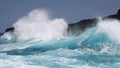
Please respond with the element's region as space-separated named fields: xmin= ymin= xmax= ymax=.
xmin=67 ymin=18 xmax=98 ymax=36
xmin=5 ymin=27 xmax=14 ymax=32
xmin=0 ymin=27 xmax=14 ymax=37
xmin=68 ymin=9 xmax=120 ymax=36
xmin=117 ymin=9 xmax=120 ymax=17
xmin=103 ymin=9 xmax=120 ymax=20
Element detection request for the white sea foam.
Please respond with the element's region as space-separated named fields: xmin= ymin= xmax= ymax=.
xmin=1 ymin=9 xmax=68 ymax=41
xmin=1 ymin=31 xmax=13 ymax=40
xmin=0 ymin=54 xmax=47 ymax=68
xmin=97 ymin=19 xmax=120 ymax=42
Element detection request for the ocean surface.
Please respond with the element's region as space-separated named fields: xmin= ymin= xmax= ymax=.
xmin=0 ymin=9 xmax=120 ymax=68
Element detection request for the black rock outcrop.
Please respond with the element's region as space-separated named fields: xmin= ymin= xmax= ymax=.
xmin=67 ymin=18 xmax=98 ymax=36
xmin=103 ymin=9 xmax=120 ymax=20
xmin=5 ymin=27 xmax=14 ymax=32
xmin=68 ymin=9 xmax=120 ymax=36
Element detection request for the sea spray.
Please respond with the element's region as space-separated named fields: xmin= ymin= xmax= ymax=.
xmin=97 ymin=19 xmax=120 ymax=42
xmin=4 ymin=9 xmax=68 ymax=41
xmin=1 ymin=32 xmax=13 ymax=40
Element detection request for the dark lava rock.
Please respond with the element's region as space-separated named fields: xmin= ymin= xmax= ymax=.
xmin=5 ymin=27 xmax=14 ymax=32
xmin=68 ymin=9 xmax=120 ymax=36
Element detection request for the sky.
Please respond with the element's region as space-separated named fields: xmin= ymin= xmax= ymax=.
xmin=0 ymin=0 xmax=120 ymax=32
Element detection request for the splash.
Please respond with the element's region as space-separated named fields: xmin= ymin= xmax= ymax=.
xmin=3 ymin=9 xmax=68 ymax=41
xmin=13 ymin=9 xmax=68 ymax=41
xmin=97 ymin=19 xmax=120 ymax=42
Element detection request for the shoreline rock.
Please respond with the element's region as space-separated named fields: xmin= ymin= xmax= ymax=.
xmin=2 ymin=9 xmax=120 ymax=36
xmin=68 ymin=9 xmax=120 ymax=36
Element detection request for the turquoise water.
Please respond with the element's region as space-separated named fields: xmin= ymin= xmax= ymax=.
xmin=0 ymin=27 xmax=120 ymax=68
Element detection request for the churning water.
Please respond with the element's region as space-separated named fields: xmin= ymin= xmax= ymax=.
xmin=0 ymin=9 xmax=120 ymax=68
